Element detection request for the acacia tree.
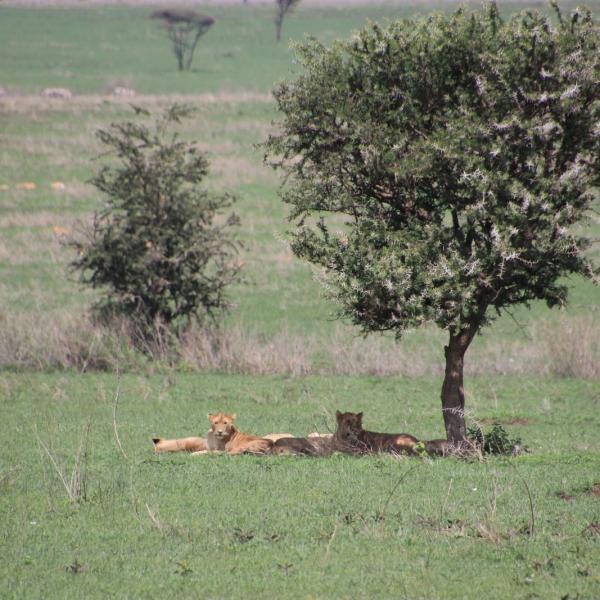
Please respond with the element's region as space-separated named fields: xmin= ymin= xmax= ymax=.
xmin=265 ymin=3 xmax=600 ymax=444
xmin=151 ymin=10 xmax=215 ymax=71
xmin=275 ymin=0 xmax=301 ymax=42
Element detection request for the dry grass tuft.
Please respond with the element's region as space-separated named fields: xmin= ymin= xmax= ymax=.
xmin=0 ymin=311 xmax=598 ymax=378
xmin=319 ymin=329 xmax=432 ymax=376
xmin=540 ymin=316 xmax=600 ymax=379
xmin=465 ymin=315 xmax=600 ymax=379
xmin=179 ymin=324 xmax=315 ymax=375
xmin=0 ymin=93 xmax=273 ymax=114
xmin=35 ymin=422 xmax=91 ymax=503
xmin=0 ymin=312 xmax=131 ymax=371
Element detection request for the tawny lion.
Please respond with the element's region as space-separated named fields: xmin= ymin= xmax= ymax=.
xmin=205 ymin=412 xmax=274 ymax=455
xmin=152 ymin=436 xmax=207 ymax=453
xmin=153 ymin=413 xmax=275 ymax=456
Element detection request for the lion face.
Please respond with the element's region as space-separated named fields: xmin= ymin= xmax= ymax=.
xmin=208 ymin=412 xmax=236 ymax=440
xmin=335 ymin=411 xmax=364 ymax=441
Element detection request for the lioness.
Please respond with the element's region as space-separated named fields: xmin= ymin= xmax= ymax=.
xmin=272 ymin=436 xmax=334 ymax=457
xmin=153 ymin=436 xmax=207 ymax=453
xmin=152 ymin=413 xmax=274 ymax=454
xmin=205 ymin=412 xmax=273 ymax=455
xmin=334 ymin=411 xmax=419 ymax=455
xmin=263 ymin=433 xmax=295 ymax=442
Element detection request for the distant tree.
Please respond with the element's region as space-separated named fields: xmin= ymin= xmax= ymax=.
xmin=265 ymin=3 xmax=600 ymax=444
xmin=151 ymin=10 xmax=215 ymax=71
xmin=275 ymin=0 xmax=301 ymax=43
xmin=69 ymin=105 xmax=242 ymax=337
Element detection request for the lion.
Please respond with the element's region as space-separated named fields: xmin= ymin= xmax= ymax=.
xmin=272 ymin=436 xmax=334 ymax=457
xmin=203 ymin=412 xmax=273 ymax=455
xmin=263 ymin=433 xmax=295 ymax=442
xmin=152 ymin=436 xmax=207 ymax=453
xmin=153 ymin=414 xmax=285 ymax=454
xmin=333 ymin=410 xmax=419 ymax=455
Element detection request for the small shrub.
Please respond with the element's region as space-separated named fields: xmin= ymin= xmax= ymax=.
xmin=467 ymin=423 xmax=524 ymax=455
xmin=69 ymin=104 xmax=242 ymax=339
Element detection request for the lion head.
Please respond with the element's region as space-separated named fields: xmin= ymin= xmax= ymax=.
xmin=208 ymin=412 xmax=237 ymax=441
xmin=334 ymin=410 xmax=364 ymax=441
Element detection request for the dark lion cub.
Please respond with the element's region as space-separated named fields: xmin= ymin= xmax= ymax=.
xmin=334 ymin=411 xmax=419 ymax=455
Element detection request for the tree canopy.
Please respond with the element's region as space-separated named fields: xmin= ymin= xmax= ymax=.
xmin=265 ymin=2 xmax=600 ymax=443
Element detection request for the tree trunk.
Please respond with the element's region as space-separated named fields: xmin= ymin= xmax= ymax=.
xmin=185 ymin=31 xmax=202 ymax=71
xmin=175 ymin=45 xmax=185 ymax=71
xmin=441 ymin=325 xmax=478 ymax=444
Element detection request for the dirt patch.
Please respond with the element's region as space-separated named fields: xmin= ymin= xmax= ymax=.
xmin=582 ymin=522 xmax=600 ymax=537
xmin=480 ymin=417 xmax=532 ymax=426
xmin=590 ymin=483 xmax=600 ymax=498
xmin=556 ymin=491 xmax=574 ymax=502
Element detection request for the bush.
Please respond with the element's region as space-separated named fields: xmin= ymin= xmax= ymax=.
xmin=467 ymin=423 xmax=524 ymax=456
xmin=69 ymin=104 xmax=242 ymax=338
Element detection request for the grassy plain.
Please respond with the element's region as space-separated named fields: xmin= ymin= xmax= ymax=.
xmin=2 ymin=373 xmax=600 ymax=599
xmin=0 ymin=3 xmax=599 ymax=598
xmin=0 ymin=4 xmax=599 ymax=374
xmin=2 ymin=2 xmax=586 ymax=96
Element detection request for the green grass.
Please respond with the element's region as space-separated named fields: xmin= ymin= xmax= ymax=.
xmin=0 ymin=2 xmax=588 ymax=95
xmin=0 ymin=95 xmax=597 ymax=368
xmin=1 ymin=373 xmax=599 ymax=598
xmin=0 ymin=5 xmax=599 ymax=594
xmin=0 ymin=4 xmax=410 ymax=95
xmin=0 ymin=3 xmax=598 ymax=345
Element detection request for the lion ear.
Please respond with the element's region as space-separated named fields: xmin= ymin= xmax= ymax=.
xmin=335 ymin=410 xmax=342 ymax=418
xmin=357 ymin=412 xmax=364 ymax=421
xmin=207 ymin=413 xmax=213 ymax=421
